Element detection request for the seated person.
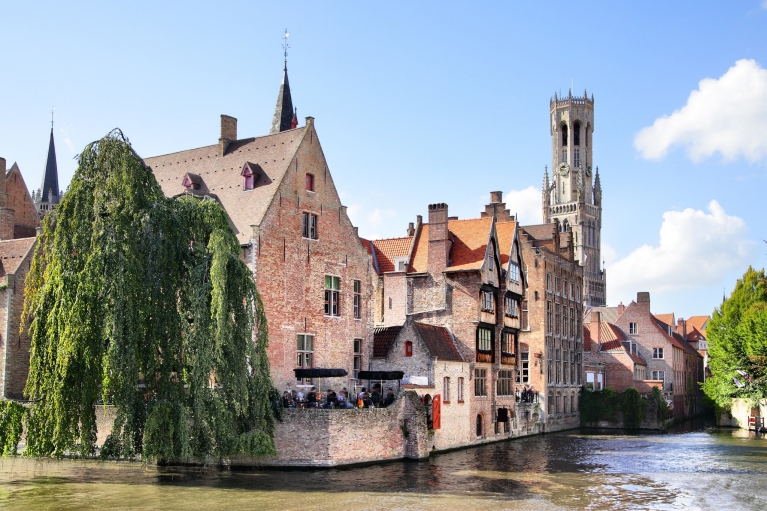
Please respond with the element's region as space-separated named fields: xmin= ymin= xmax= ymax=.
xmin=370 ymin=385 xmax=382 ymax=407
xmin=324 ymin=389 xmax=337 ymax=408
xmin=306 ymin=386 xmax=318 ymax=407
xmin=362 ymin=392 xmax=373 ymax=408
xmin=383 ymin=388 xmax=395 ymax=407
xmin=282 ymin=391 xmax=293 ymax=409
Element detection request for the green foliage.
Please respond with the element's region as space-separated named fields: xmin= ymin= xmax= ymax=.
xmin=621 ymin=387 xmax=645 ymax=430
xmin=702 ymin=267 xmax=767 ymax=407
xmin=580 ymin=387 xmax=661 ymax=429
xmin=0 ymin=401 xmax=28 ymax=456
xmin=649 ymin=387 xmax=669 ymax=423
xmin=21 ymin=130 xmax=276 ymax=462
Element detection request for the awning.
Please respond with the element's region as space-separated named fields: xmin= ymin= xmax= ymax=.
xmin=356 ymin=370 xmax=405 ymax=380
xmin=293 ymin=368 xmax=348 ymax=378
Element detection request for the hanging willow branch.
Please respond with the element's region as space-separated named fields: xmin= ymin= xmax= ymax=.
xmin=21 ymin=130 xmax=276 ymax=461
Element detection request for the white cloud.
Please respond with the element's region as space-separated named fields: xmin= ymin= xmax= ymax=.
xmin=634 ymin=59 xmax=767 ymax=162
xmin=367 ymin=208 xmax=396 ymax=227
xmin=59 ymin=127 xmax=75 ymax=154
xmin=762 ymin=0 xmax=767 ymax=9
xmin=504 ymin=186 xmax=542 ymax=225
xmin=607 ymin=200 xmax=755 ymax=303
xmin=601 ymin=242 xmax=617 ymax=268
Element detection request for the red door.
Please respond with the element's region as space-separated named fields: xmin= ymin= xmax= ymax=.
xmin=432 ymin=394 xmax=441 ymax=429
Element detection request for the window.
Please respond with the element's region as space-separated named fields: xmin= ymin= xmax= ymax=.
xmin=652 ymin=370 xmax=665 ymax=381
xmin=353 ymin=280 xmax=361 ymax=319
xmin=509 ymin=262 xmax=519 ymax=283
xmin=597 ymin=373 xmax=604 ymax=390
xmin=561 ymin=148 xmax=567 ymax=164
xmin=302 ymin=212 xmax=318 ymax=239
xmin=547 ymin=273 xmax=552 ymax=292
xmin=653 ymin=347 xmax=664 ymax=359
xmin=521 ymin=300 xmax=529 ymax=330
xmin=547 ymin=301 xmax=553 ymax=333
xmin=242 ymin=165 xmax=255 ymax=190
xmin=443 ymin=377 xmax=450 ymax=403
xmin=305 ymin=173 xmax=314 ymax=192
xmin=563 ymin=395 xmax=569 ymax=413
xmin=571 ymin=394 xmax=575 ymax=414
xmin=504 ymin=296 xmax=518 ymax=318
xmin=394 ymin=257 xmax=408 ymax=272
xmin=501 ymin=331 xmax=515 ymax=355
xmin=556 ymin=394 xmax=561 ymax=413
xmin=488 ymin=253 xmax=493 ymax=271
xmin=574 ymin=122 xmax=580 ymax=146
xmin=576 ymin=285 xmax=581 ymax=302
xmin=476 ymin=414 xmax=483 ymax=437
xmin=555 ymin=304 xmax=561 ymax=336
xmin=474 ymin=368 xmax=487 ymax=396
xmin=629 ymin=322 xmax=638 ymax=334
xmin=586 ymin=371 xmax=595 ymax=390
xmin=481 ymin=291 xmax=494 ymax=312
xmin=555 ymin=277 xmax=561 ymax=295
xmin=353 ymin=339 xmax=362 ymax=379
xmin=574 ymin=148 xmax=580 ymax=168
xmin=405 ymin=341 xmax=413 ymax=357
xmin=497 ymin=370 xmax=514 ymax=396
xmin=477 ymin=327 xmax=492 ymax=352
xmin=570 ymin=308 xmax=575 ymax=339
xmin=324 ymin=275 xmax=340 ymax=316
xmin=547 ymin=344 xmax=553 ymax=384
xmin=563 ymin=350 xmax=568 ymax=385
xmin=519 ymin=351 xmax=529 ymax=383
xmin=561 ymin=124 xmax=568 ymax=146
xmin=570 ymin=282 xmax=574 ymax=300
xmin=457 ymin=377 xmax=464 ymax=402
xmin=296 ymin=334 xmax=314 ymax=385
xmin=563 ymin=279 xmax=568 ymax=297
xmin=548 ymin=395 xmax=554 ymax=415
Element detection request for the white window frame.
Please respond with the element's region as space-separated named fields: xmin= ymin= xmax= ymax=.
xmin=629 ymin=322 xmax=638 ymax=334
xmin=653 ymin=347 xmax=664 ymax=359
xmin=324 ymin=275 xmax=341 ymax=317
xmin=296 ymin=334 xmax=314 ymax=385
xmin=302 ymin=212 xmax=318 ymax=240
xmin=443 ymin=377 xmax=450 ymax=403
xmin=393 ymin=256 xmax=408 ymax=272
xmin=509 ymin=262 xmax=520 ymax=283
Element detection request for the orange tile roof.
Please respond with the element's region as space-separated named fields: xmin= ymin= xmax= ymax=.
xmin=371 ymin=236 xmax=412 ymax=273
xmin=0 ymin=237 xmax=36 ymax=276
xmin=409 ymin=218 xmax=516 ymax=273
xmin=686 ymin=315 xmax=709 ymax=334
xmin=585 ymin=321 xmax=646 ymax=364
xmin=654 ymin=313 xmax=675 ymax=327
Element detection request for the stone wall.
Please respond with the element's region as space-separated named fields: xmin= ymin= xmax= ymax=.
xmin=718 ymin=399 xmax=767 ymax=430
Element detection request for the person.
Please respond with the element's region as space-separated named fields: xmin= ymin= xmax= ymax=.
xmin=282 ymin=391 xmax=293 ymax=409
xmin=296 ymin=389 xmax=305 ymax=402
xmin=306 ymin=386 xmax=318 ymax=407
xmin=362 ymin=392 xmax=373 ymax=408
xmin=337 ymin=390 xmax=347 ymax=408
xmin=527 ymin=384 xmax=536 ymax=403
xmin=324 ymin=389 xmax=337 ymax=409
xmin=358 ymin=387 xmax=367 ymax=401
xmin=371 ymin=384 xmax=382 ymax=407
xmin=383 ymin=388 xmax=395 ymax=408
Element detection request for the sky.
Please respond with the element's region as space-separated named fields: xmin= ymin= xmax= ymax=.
xmin=1 ymin=1 xmax=766 ymax=319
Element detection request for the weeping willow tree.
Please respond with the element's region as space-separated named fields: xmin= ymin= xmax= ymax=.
xmin=21 ymin=130 xmax=276 ymax=461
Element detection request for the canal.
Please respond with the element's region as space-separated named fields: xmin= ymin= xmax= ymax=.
xmin=2 ymin=421 xmax=766 ymax=510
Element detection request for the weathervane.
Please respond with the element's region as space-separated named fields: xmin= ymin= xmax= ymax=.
xmin=51 ymin=106 xmax=55 ymax=129
xmin=282 ymin=29 xmax=290 ymax=62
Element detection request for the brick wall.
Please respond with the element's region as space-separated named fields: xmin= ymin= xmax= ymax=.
xmin=6 ymin=169 xmax=40 ymax=238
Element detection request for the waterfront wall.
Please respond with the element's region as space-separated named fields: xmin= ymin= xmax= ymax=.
xmin=718 ymin=398 xmax=767 ymax=430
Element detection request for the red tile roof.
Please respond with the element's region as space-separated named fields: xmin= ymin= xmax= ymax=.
xmin=686 ymin=315 xmax=709 ymax=334
xmin=654 ymin=313 xmax=675 ymax=327
xmin=413 ymin=322 xmax=464 ymax=362
xmin=371 ymin=236 xmax=412 ymax=273
xmin=0 ymin=237 xmax=36 ymax=276
xmin=372 ymin=325 xmax=402 ymax=358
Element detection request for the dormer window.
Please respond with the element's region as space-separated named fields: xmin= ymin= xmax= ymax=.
xmin=241 ymin=163 xmax=255 ymax=190
xmin=182 ymin=173 xmax=201 ymax=191
xmin=306 ymin=173 xmax=314 ymax=192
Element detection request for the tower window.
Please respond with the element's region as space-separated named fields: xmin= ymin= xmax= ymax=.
xmin=561 ymin=124 xmax=568 ymax=146
xmin=561 ymin=148 xmax=567 ymax=164
xmin=574 ymin=122 xmax=581 ymax=146
xmin=574 ymin=148 xmax=580 ymax=168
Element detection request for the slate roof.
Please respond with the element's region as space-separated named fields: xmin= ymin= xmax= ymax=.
xmin=0 ymin=237 xmax=36 ymax=276
xmin=585 ymin=307 xmax=621 ymax=325
xmin=41 ymin=128 xmax=59 ymax=202
xmin=144 ymin=127 xmax=307 ymax=244
xmin=519 ymin=223 xmax=556 ymax=241
xmin=372 ymin=325 xmax=402 ymax=358
xmin=270 ymin=64 xmax=295 ymax=134
xmin=413 ymin=322 xmax=464 ymax=361
xmin=370 ymin=236 xmax=412 ymax=273
xmin=409 ymin=218 xmax=517 ymax=273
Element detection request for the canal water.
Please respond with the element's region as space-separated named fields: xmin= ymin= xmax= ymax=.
xmin=2 ymin=420 xmax=766 ymax=510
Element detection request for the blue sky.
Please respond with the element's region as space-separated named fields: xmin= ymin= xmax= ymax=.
xmin=2 ymin=1 xmax=766 ymax=319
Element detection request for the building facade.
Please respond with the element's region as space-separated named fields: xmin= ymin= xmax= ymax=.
xmin=542 ymin=91 xmax=605 ymax=306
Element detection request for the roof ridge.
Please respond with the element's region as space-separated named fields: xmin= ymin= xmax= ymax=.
xmin=144 ymin=128 xmax=306 ymax=160
xmin=371 ymin=235 xmax=413 ymax=242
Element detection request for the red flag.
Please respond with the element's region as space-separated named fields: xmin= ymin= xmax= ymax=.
xmin=291 ymin=108 xmax=298 ymax=129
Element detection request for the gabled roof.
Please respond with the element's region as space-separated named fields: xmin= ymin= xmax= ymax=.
xmin=372 ymin=325 xmax=402 ymax=358
xmin=654 ymin=313 xmax=675 ymax=327
xmin=585 ymin=307 xmax=621 ymax=325
xmin=686 ymin=326 xmax=706 ymax=342
xmin=144 ymin=127 xmax=307 ymax=244
xmin=370 ymin=236 xmax=413 ymax=273
xmin=686 ymin=315 xmax=709 ymax=334
xmin=651 ymin=317 xmax=702 ymax=358
xmin=408 ymin=218 xmax=517 ymax=273
xmin=0 ymin=237 xmax=36 ymax=275
xmin=585 ymin=320 xmax=646 ymax=365
xmin=413 ymin=322 xmax=464 ymax=361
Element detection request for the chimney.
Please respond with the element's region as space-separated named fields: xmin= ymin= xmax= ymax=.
xmin=490 ymin=191 xmax=502 ymax=204
xmin=219 ymin=115 xmax=237 ymax=156
xmin=427 ymin=203 xmax=450 ymax=273
xmin=589 ymin=310 xmax=602 ymax=351
xmin=617 ymin=301 xmax=625 ymax=317
xmin=636 ymin=292 xmax=650 ymax=311
xmin=407 ymin=222 xmax=415 ymax=237
xmin=305 ymin=116 xmax=314 ymax=126
xmin=677 ymin=318 xmax=686 ymax=338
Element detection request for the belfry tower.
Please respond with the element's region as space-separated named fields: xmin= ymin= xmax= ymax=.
xmin=542 ymin=90 xmax=605 ymax=306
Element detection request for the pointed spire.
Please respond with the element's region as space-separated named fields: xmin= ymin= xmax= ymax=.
xmin=41 ymin=128 xmax=59 ymax=205
xmin=270 ymin=61 xmax=296 ymax=134
xmin=543 ymin=165 xmax=549 ymax=189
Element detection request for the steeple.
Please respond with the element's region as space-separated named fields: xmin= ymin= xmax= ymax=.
xmin=594 ymin=166 xmax=602 ymax=206
xmin=270 ymin=62 xmax=296 ymax=134
xmin=35 ymin=126 xmax=60 ymax=218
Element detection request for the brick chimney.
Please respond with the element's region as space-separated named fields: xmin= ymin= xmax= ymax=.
xmin=428 ymin=203 xmax=450 ymax=273
xmin=590 ymin=310 xmax=601 ymax=347
xmin=676 ymin=318 xmax=686 ymax=338
xmin=219 ymin=115 xmax=237 ymax=156
xmin=636 ymin=292 xmax=650 ymax=311
xmin=490 ymin=191 xmax=502 ymax=204
xmin=0 ymin=157 xmax=6 ymax=208
xmin=406 ymin=222 xmax=415 ymax=236
xmin=617 ymin=301 xmax=625 ymax=317
xmin=480 ymin=191 xmax=512 ymax=221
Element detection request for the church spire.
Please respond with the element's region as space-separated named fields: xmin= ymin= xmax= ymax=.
xmin=270 ymin=30 xmax=296 ymax=134
xmin=41 ymin=127 xmax=59 ymax=203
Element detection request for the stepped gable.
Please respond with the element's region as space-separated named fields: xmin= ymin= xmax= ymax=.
xmin=409 ymin=218 xmax=517 ymax=273
xmin=372 ymin=325 xmax=403 ymax=358
xmin=413 ymin=322 xmax=464 ymax=362
xmin=144 ymin=127 xmax=307 ymax=244
xmin=370 ymin=236 xmax=412 ymax=273
xmin=0 ymin=237 xmax=36 ymax=276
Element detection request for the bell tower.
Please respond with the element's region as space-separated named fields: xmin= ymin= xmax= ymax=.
xmin=542 ymin=89 xmax=605 ymax=306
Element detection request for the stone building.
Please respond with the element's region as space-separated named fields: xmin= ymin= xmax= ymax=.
xmin=366 ymin=192 xmax=529 ymax=445
xmin=144 ymin=63 xmax=372 ymax=394
xmin=518 ymin=222 xmax=583 ymax=432
xmin=0 ymin=155 xmax=42 ymax=399
xmin=542 ymin=90 xmax=605 ymax=306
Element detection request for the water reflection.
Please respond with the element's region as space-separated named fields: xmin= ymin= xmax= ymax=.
xmin=2 ymin=421 xmax=767 ymax=510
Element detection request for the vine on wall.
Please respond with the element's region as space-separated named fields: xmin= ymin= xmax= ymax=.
xmin=21 ymin=130 xmax=276 ymax=462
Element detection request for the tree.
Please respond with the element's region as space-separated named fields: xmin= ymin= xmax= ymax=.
xmin=703 ymin=267 xmax=767 ymax=408
xmin=21 ymin=130 xmax=276 ymax=461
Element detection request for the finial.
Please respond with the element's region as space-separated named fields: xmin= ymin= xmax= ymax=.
xmin=51 ymin=106 xmax=55 ymax=129
xmin=282 ymin=29 xmax=290 ymax=63
xmin=584 ymin=89 xmax=587 ymax=100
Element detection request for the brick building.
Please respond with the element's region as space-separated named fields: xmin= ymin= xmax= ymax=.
xmin=367 ymin=192 xmax=528 ymax=445
xmin=518 ymin=222 xmax=583 ymax=432
xmin=0 ymin=154 xmax=42 ymax=398
xmin=144 ymin=63 xmax=372 ymax=394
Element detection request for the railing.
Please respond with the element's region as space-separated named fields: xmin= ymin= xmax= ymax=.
xmin=515 ymin=389 xmax=539 ymax=404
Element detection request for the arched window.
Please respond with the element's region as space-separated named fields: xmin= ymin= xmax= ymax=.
xmin=405 ymin=341 xmax=413 ymax=357
xmin=561 ymin=124 xmax=568 ymax=146
xmin=241 ymin=165 xmax=254 ymax=190
xmin=573 ymin=122 xmax=581 ymax=146
xmin=476 ymin=414 xmax=483 ymax=437
xmin=306 ymin=173 xmax=314 ymax=192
